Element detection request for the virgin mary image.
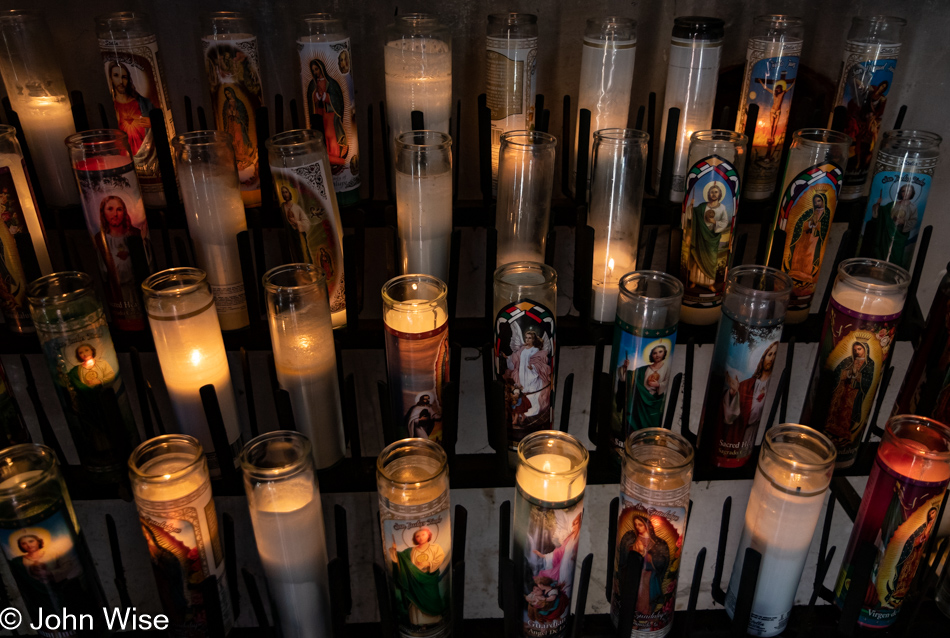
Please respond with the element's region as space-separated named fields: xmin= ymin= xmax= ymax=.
xmin=826 ymin=341 xmax=875 ymax=444
xmin=306 ymin=58 xmax=348 ymax=171
xmin=786 ymin=191 xmax=831 ymax=291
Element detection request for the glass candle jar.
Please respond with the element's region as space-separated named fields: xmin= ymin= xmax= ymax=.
xmin=263 ymin=264 xmax=345 ymax=470
xmin=0 ymin=131 xmax=35 ymax=332
xmin=496 ymin=130 xmax=557 ymax=266
xmin=0 ymin=124 xmax=51 ymax=277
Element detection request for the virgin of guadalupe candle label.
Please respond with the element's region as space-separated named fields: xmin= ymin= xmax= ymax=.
xmin=495 ymin=300 xmax=555 ymax=448
xmin=859 ymin=166 xmax=933 ymax=270
xmin=202 ymin=36 xmax=263 ymax=195
xmin=386 ymin=322 xmax=450 ymax=442
xmin=272 ymin=162 xmax=345 ymax=314
xmin=681 ymin=157 xmax=740 ymax=309
xmin=137 ymin=477 xmax=234 ymax=636
xmin=774 ymin=163 xmax=843 ymax=312
xmin=379 ymin=491 xmax=452 ymax=638
xmin=0 ymin=166 xmax=31 ymax=329
xmin=298 ymin=39 xmax=360 ymax=196
xmin=610 ymin=477 xmax=689 ymax=634
xmin=516 ymin=489 xmax=584 ymax=637
xmin=702 ymin=311 xmax=782 ymax=468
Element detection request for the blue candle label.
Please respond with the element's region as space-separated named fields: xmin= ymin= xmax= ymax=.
xmin=859 ymin=167 xmax=934 ymax=271
xmin=0 ymin=165 xmax=32 ymax=331
xmin=385 ymin=321 xmax=451 ymax=443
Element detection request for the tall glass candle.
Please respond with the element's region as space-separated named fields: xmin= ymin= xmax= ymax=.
xmin=0 ymin=357 xmax=29 ymax=447
xmin=655 ymin=17 xmax=724 ymax=203
xmin=697 ymin=266 xmax=792 ymax=470
xmin=768 ymin=128 xmax=850 ymax=323
xmin=377 ymin=438 xmax=453 ymax=638
xmin=496 ymin=130 xmax=557 ymax=266
xmin=129 ymin=434 xmax=235 ymax=636
xmin=297 ymin=13 xmax=360 ymax=208
xmin=800 ymin=258 xmax=909 ymax=467
xmin=609 ymin=272 xmax=683 ymax=458
xmin=589 ymin=129 xmax=649 ymax=323
xmin=515 ymin=430 xmax=589 ymax=638
xmin=27 ymin=272 xmax=140 ymax=483
xmin=0 ymin=444 xmax=108 ymax=637
xmin=267 ymin=129 xmax=346 ymax=329
xmin=735 ymin=15 xmax=804 ymax=201
xmin=242 ymin=431 xmax=332 ymax=638
xmin=382 ymin=274 xmax=450 ymax=445
xmin=611 ymin=428 xmax=694 ymax=636
xmin=678 ymin=130 xmax=747 ymax=326
xmin=0 ymin=124 xmax=51 ymax=275
xmin=0 ymin=10 xmax=77 ymax=207
xmin=0 ymin=134 xmax=33 ymax=332
xmin=263 ymin=264 xmax=345 ymax=470
xmin=571 ymin=17 xmax=636 ymax=197
xmin=67 ymin=129 xmax=155 ymax=332
xmin=493 ymin=262 xmax=557 ymax=452
xmin=395 ymin=130 xmax=453 ymax=283
xmin=201 ymin=11 xmax=264 ymax=208
xmin=174 ymin=130 xmax=249 ymax=332
xmin=487 ymin=13 xmax=538 ymax=192
xmin=858 ymin=130 xmax=941 ymax=270
xmin=832 ymin=16 xmax=906 ymax=200
xmin=724 ymin=424 xmax=836 ymax=637
xmin=142 ymin=268 xmax=243 ymax=475
xmin=834 ymin=415 xmax=950 ymax=627
xmin=96 ymin=11 xmax=176 ymax=209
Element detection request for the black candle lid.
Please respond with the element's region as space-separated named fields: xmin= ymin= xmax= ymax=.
xmin=672 ymin=16 xmax=725 ymax=40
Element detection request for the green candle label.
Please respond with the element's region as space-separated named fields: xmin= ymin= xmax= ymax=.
xmin=859 ymin=167 xmax=933 ymax=270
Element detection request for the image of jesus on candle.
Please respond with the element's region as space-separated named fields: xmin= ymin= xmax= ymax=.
xmin=306 ymin=58 xmax=348 ymax=171
xmin=785 ymin=190 xmax=831 ymax=294
xmin=389 ymin=527 xmax=449 ymax=629
xmin=279 ymin=185 xmax=312 ymax=262
xmin=720 ymin=341 xmax=778 ymax=452
xmin=96 ymin=195 xmax=149 ymax=312
xmin=107 ymin=61 xmax=156 ymax=156
xmin=684 ymin=181 xmax=731 ymax=292
xmin=625 ymin=342 xmax=672 ymax=431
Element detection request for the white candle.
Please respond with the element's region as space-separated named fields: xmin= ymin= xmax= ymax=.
xmin=396 ymin=167 xmax=452 ymax=283
xmin=591 ymin=243 xmax=636 ymax=323
xmin=384 ymin=38 xmax=452 ymax=149
xmin=517 ymin=452 xmax=583 ymax=503
xmin=0 ymin=151 xmax=52 ymax=273
xmin=15 ymin=98 xmax=77 ymax=208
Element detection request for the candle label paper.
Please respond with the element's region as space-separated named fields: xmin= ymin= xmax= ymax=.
xmin=136 ymin=479 xmax=234 ymax=636
xmin=515 ymin=488 xmax=584 ymax=638
xmin=700 ymin=310 xmax=783 ymax=468
xmin=774 ymin=162 xmax=843 ymax=312
xmin=833 ymin=454 xmax=946 ymax=627
xmin=892 ymin=286 xmax=950 ymax=422
xmin=681 ymin=155 xmax=740 ymax=309
xmin=609 ymin=319 xmax=677 ymax=453
xmin=298 ymin=38 xmax=360 ymax=196
xmin=271 ymin=161 xmax=345 ymax=314
xmin=0 ymin=166 xmax=32 ymax=330
xmin=859 ymin=161 xmax=935 ymax=270
xmin=805 ymin=299 xmax=900 ymax=464
xmin=386 ymin=321 xmax=450 ymax=443
xmin=610 ymin=477 xmax=690 ymax=634
xmin=833 ymin=43 xmax=900 ymax=189
xmin=0 ymin=500 xmax=105 ymax=637
xmin=379 ymin=491 xmax=452 ymax=638
xmin=737 ymin=41 xmax=801 ymax=194
xmin=202 ymin=36 xmax=264 ymax=197
xmin=99 ymin=35 xmax=176 ymax=195
xmin=495 ymin=300 xmax=556 ymax=449
xmin=74 ymin=159 xmax=154 ymax=330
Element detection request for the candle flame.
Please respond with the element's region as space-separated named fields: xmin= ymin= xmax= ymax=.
xmin=190 ymin=349 xmax=202 ymax=367
xmin=607 ymin=258 xmax=615 ymax=272
xmin=84 ymin=358 xmax=96 ymax=368
xmin=411 ymin=283 xmax=418 ymax=291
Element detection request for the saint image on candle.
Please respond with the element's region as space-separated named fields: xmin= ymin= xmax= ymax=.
xmin=841 ymin=73 xmax=891 ymax=184
xmin=721 ymin=341 xmax=778 ymax=442
xmin=785 ymin=191 xmax=830 ymax=287
xmin=615 ymin=513 xmax=676 ymax=616
xmin=389 ymin=527 xmax=449 ymax=627
xmin=825 ymin=339 xmax=878 ymax=446
xmin=404 ymin=393 xmax=443 ymax=440
xmin=524 ymin=507 xmax=582 ymax=627
xmin=620 ymin=341 xmax=672 ymax=431
xmin=306 ymin=58 xmax=349 ymax=172
xmin=867 ymin=184 xmax=918 ymax=267
xmin=754 ymin=76 xmax=796 ymax=163
xmin=498 ymin=319 xmax=554 ymax=437
xmin=683 ymin=180 xmax=732 ymax=293
xmin=108 ymin=61 xmax=156 ymax=156
xmin=97 ymin=195 xmax=149 ymax=313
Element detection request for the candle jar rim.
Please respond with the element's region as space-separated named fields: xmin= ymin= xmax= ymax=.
xmin=851 ymin=15 xmax=908 ymax=28
xmin=27 ymin=271 xmax=93 ymax=308
xmin=240 ymin=430 xmax=313 ymax=481
xmin=836 ymin=258 xmax=910 ymax=293
xmin=266 ymin=128 xmax=326 ymax=154
xmin=494 ymin=261 xmax=557 ymax=287
xmin=882 ymin=129 xmax=942 ymax=149
xmin=65 ymin=128 xmax=129 ymax=150
xmin=500 ymin=130 xmax=557 ymax=150
xmin=0 ymin=9 xmax=43 ymax=24
xmin=95 ymin=11 xmax=151 ymax=33
xmin=517 ymin=430 xmax=590 ymax=476
xmin=173 ymin=129 xmax=231 ymax=148
xmin=394 ymin=13 xmax=440 ymax=26
xmin=762 ymin=423 xmax=837 ymax=474
xmin=619 ymin=270 xmax=684 ymax=302
xmin=202 ymin=10 xmax=246 ymax=22
xmin=381 ymin=274 xmax=448 ymax=308
xmin=623 ymin=427 xmax=694 ymax=473
xmin=792 ymin=128 xmax=852 ymax=148
xmin=754 ymin=14 xmax=804 ymax=26
xmin=0 ymin=443 xmax=57 ymax=496
xmin=726 ymin=265 xmax=793 ymax=299
xmin=377 ymin=437 xmax=448 ymax=486
xmin=488 ymin=12 xmax=538 ymax=25
xmin=884 ymin=415 xmax=950 ymax=461
xmin=142 ymin=267 xmax=209 ymax=299
xmin=394 ymin=130 xmax=452 ymax=152
xmin=262 ymin=263 xmax=325 ymax=293
xmin=593 ymin=128 xmax=650 ymax=145
xmin=128 ymin=434 xmax=205 ymax=483
xmin=690 ymin=129 xmax=748 ymax=145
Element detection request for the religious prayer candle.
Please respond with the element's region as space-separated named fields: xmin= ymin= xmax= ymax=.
xmin=834 ymin=415 xmax=950 ymax=627
xmin=655 ymin=17 xmax=724 ymax=203
xmin=609 ymin=272 xmax=683 ymax=459
xmin=142 ymin=268 xmax=243 ymax=475
xmin=174 ymin=130 xmax=249 ymax=332
xmin=0 ymin=357 xmax=29 ymax=447
xmin=201 ymin=11 xmax=264 ymax=208
xmin=242 ymin=431 xmax=332 ymax=638
xmin=129 ymin=435 xmax=235 ymax=636
xmin=0 ymin=11 xmax=78 ymax=208
xmin=496 ymin=131 xmax=557 ymax=266
xmin=725 ymin=424 xmax=836 ymax=637
xmin=377 ymin=438 xmax=453 ymax=638
xmin=395 ymin=130 xmax=453 ymax=283
xmin=382 ymin=274 xmax=450 ymax=445
xmin=263 ymin=263 xmax=345 ymax=470
xmin=612 ymin=428 xmax=694 ymax=636
xmin=515 ymin=430 xmax=589 ymax=638
xmin=297 ymin=13 xmax=360 ymax=208
xmin=735 ymin=15 xmax=804 ymax=201
xmin=589 ymin=129 xmax=649 ymax=323
xmin=487 ymin=13 xmax=538 ymax=193
xmin=832 ymin=16 xmax=906 ymax=201
xmin=96 ymin=11 xmax=176 ymax=209
xmin=696 ymin=266 xmax=792 ymax=470
xmin=27 ymin=272 xmax=140 ymax=483
xmin=0 ymin=444 xmax=108 ymax=638
xmin=571 ymin=17 xmax=636 ymax=197
xmin=493 ymin=262 xmax=557 ymax=453
xmin=678 ymin=130 xmax=747 ymax=326
xmin=0 ymin=125 xmax=51 ymax=277
xmin=768 ymin=128 xmax=850 ymax=323
xmin=857 ymin=130 xmax=941 ymax=270
xmin=267 ymin=129 xmax=347 ymax=329
xmin=800 ymin=258 xmax=909 ymax=468
xmin=67 ymin=129 xmax=155 ymax=332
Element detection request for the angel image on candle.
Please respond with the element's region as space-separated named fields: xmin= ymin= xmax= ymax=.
xmin=525 ymin=508 xmax=583 ymax=625
xmin=501 ymin=322 xmax=553 ymax=430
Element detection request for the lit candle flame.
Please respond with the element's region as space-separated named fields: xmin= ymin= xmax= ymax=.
xmin=84 ymin=358 xmax=96 ymax=369
xmin=190 ymin=349 xmax=202 ymax=367
xmin=607 ymin=258 xmax=615 ymax=273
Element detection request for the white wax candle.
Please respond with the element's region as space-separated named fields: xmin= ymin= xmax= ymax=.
xmin=0 ymin=152 xmax=52 ymax=274
xmin=385 ymin=40 xmax=452 ymax=149
xmin=591 ymin=243 xmax=636 ymax=323
xmin=384 ymin=300 xmax=448 ymax=335
xmin=832 ymin=286 xmax=904 ymax=316
xmin=15 ymin=97 xmax=78 ymax=208
xmin=496 ymin=245 xmax=544 ymax=267
xmin=516 ymin=453 xmax=586 ymax=503
xmin=396 ymin=169 xmax=452 ymax=283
